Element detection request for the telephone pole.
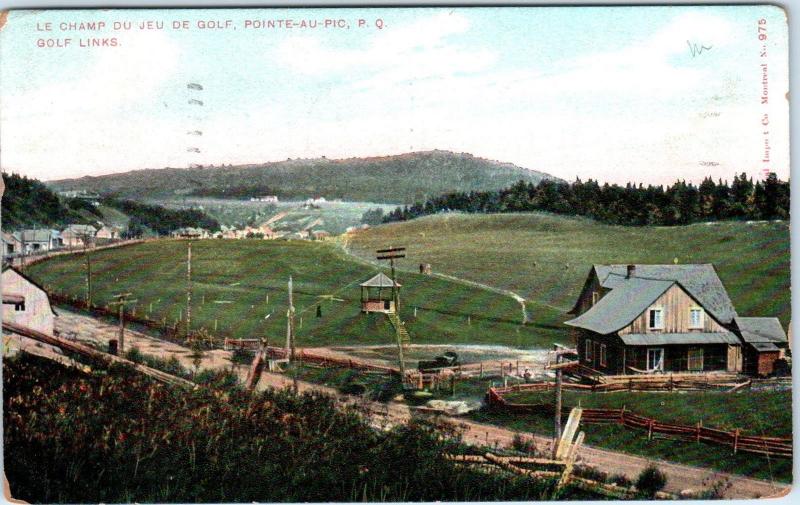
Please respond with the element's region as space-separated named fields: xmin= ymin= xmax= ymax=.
xmin=286 ymin=276 xmax=297 ymax=391
xmin=553 ymin=344 xmax=563 ymax=458
xmin=186 ymin=239 xmax=192 ymax=340
xmin=377 ymin=246 xmax=406 ymax=378
xmin=85 ymin=250 xmax=92 ymax=308
xmin=109 ymin=293 xmax=136 ymax=354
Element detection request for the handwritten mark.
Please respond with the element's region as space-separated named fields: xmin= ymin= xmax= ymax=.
xmin=687 ymin=40 xmax=712 ymax=57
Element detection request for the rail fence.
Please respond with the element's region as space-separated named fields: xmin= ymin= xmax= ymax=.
xmin=487 ymin=387 xmax=792 ymax=459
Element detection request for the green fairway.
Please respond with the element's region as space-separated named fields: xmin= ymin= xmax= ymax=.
xmin=27 ymin=240 xmax=543 ymax=348
xmin=345 ymin=213 xmax=790 ymax=345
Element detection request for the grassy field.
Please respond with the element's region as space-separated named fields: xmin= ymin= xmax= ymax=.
xmin=345 ymin=213 xmax=790 ymax=345
xmin=28 ymin=240 xmax=543 ymax=348
xmin=471 ymin=388 xmax=793 ymax=482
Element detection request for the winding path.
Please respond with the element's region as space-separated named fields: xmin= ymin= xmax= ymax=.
xmin=51 ymin=308 xmax=791 ymax=499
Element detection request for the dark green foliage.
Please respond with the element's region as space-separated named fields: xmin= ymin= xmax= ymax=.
xmin=384 ymin=172 xmax=790 ymax=226
xmin=3 ymin=354 xmax=566 ymax=503
xmin=360 ymin=207 xmax=385 ymax=225
xmin=48 ymin=151 xmax=557 ymax=204
xmin=103 ymin=198 xmax=221 ymax=235
xmin=1 ymin=173 xmax=98 ymax=230
xmin=635 ymin=465 xmax=667 ymax=498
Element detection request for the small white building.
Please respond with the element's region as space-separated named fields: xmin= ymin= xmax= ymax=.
xmin=96 ymin=225 xmax=122 ymax=240
xmin=2 ymin=265 xmax=57 ymax=335
xmin=61 ymin=224 xmax=97 ymax=249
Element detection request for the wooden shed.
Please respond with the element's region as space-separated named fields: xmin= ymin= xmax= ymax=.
xmin=359 ymin=273 xmax=400 ymax=314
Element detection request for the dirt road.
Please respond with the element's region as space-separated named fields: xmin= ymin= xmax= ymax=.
xmin=54 ymin=309 xmax=791 ymax=499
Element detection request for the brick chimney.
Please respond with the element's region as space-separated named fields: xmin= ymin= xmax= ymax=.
xmin=626 ymin=265 xmax=636 ymax=278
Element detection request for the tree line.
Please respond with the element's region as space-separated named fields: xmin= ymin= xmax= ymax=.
xmin=381 ymin=173 xmax=790 ymax=226
xmin=102 ymin=198 xmax=221 ymax=237
xmin=1 ymin=173 xmax=101 ymax=230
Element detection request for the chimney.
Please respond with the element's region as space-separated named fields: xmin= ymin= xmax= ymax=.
xmin=626 ymin=265 xmax=636 ymax=278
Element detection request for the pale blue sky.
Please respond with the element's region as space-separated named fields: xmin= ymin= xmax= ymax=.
xmin=0 ymin=6 xmax=790 ymax=185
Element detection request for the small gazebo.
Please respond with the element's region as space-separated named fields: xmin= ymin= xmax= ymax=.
xmin=359 ymin=273 xmax=401 ymax=314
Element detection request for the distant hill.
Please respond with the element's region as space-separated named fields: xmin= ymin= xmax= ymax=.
xmin=47 ymin=151 xmax=560 ymax=204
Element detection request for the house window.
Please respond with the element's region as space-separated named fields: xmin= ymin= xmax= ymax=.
xmin=647 ymin=348 xmax=664 ymax=372
xmin=14 ymin=302 xmax=25 ymax=312
xmin=599 ymin=344 xmax=607 ymax=367
xmin=584 ymin=339 xmax=594 ymax=362
xmin=592 ymin=291 xmax=600 ymax=305
xmin=648 ymin=308 xmax=664 ymax=330
xmin=688 ymin=348 xmax=704 ymax=371
xmin=689 ymin=308 xmax=704 ymax=329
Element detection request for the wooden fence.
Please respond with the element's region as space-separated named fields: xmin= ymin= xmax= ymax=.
xmin=495 ymin=374 xmax=750 ymax=394
xmin=487 ymin=387 xmax=792 ymax=459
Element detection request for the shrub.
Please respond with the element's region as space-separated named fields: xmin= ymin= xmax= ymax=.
xmin=124 ymin=347 xmax=144 ymax=363
xmin=636 ymin=464 xmax=667 ymax=498
xmin=510 ymin=433 xmax=538 ymax=455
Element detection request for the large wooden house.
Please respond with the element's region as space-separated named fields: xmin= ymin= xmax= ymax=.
xmin=565 ymin=264 xmax=788 ymax=376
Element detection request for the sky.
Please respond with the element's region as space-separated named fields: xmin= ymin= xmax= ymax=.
xmin=0 ymin=6 xmax=790 ymax=185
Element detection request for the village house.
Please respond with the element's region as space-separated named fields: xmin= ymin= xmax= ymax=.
xmin=61 ymin=224 xmax=97 ymax=249
xmin=311 ymin=230 xmax=330 ymax=240
xmin=2 ymin=231 xmax=23 ymax=258
xmin=171 ymin=227 xmax=209 ymax=239
xmin=258 ymin=223 xmax=276 ymax=239
xmin=565 ymin=264 xmax=788 ymax=376
xmin=18 ymin=229 xmax=62 ymax=253
xmin=2 ymin=265 xmax=57 ymax=335
xmin=96 ymin=225 xmax=122 ymax=240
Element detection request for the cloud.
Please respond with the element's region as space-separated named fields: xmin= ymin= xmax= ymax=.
xmin=275 ymin=11 xmax=496 ymax=86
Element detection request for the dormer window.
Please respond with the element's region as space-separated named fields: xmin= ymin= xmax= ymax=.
xmin=689 ymin=308 xmax=704 ymax=329
xmin=592 ymin=291 xmax=600 ymax=305
xmin=648 ymin=308 xmax=664 ymax=330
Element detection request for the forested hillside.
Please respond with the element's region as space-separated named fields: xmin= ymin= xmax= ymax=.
xmin=1 ymin=173 xmax=101 ymax=230
xmin=384 ymin=173 xmax=790 ymax=226
xmin=48 ymin=151 xmax=559 ymax=204
xmin=103 ymin=199 xmax=221 ymax=237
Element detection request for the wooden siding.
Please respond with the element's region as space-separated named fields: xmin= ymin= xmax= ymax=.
xmin=573 ymin=272 xmax=605 ymax=316
xmin=619 ymin=284 xmax=727 ymax=335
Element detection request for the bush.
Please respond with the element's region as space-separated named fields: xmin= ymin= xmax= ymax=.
xmin=124 ymin=347 xmax=144 ymax=363
xmin=636 ymin=464 xmax=667 ymax=497
xmin=510 ymin=433 xmax=538 ymax=455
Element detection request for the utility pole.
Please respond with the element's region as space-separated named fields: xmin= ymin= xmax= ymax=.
xmin=186 ymin=239 xmax=192 ymax=340
xmin=287 ymin=276 xmax=297 ymax=391
xmin=109 ymin=293 xmax=136 ymax=354
xmin=553 ymin=344 xmax=563 ymax=458
xmin=377 ymin=246 xmax=406 ymax=378
xmin=85 ymin=250 xmax=92 ymax=308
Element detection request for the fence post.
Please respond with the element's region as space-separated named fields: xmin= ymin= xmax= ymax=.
xmin=697 ymin=421 xmax=701 ymax=443
xmin=480 ymin=362 xmax=484 ymax=378
xmin=620 ymin=405 xmax=625 ymax=423
xmin=733 ymin=428 xmax=740 ymax=454
xmin=648 ymin=419 xmax=654 ymax=440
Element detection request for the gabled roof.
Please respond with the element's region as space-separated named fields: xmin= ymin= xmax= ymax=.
xmin=1 ymin=265 xmax=58 ymax=316
xmin=62 ymin=224 xmax=97 ymax=235
xmin=572 ymin=264 xmax=737 ymax=324
xmin=19 ymin=229 xmax=58 ymax=242
xmin=564 ymin=277 xmax=674 ymax=335
xmin=360 ymin=272 xmax=401 ymax=288
xmin=734 ymin=317 xmax=787 ymax=343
